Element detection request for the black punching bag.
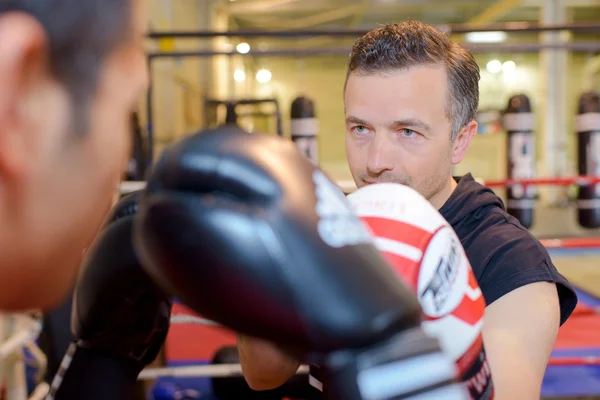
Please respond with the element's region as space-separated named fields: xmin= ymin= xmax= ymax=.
xmin=126 ymin=112 xmax=149 ymax=181
xmin=290 ymin=96 xmax=319 ymax=165
xmin=225 ymin=102 xmax=238 ymax=125
xmin=503 ymin=94 xmax=535 ymax=229
xmin=576 ymin=90 xmax=600 ymax=228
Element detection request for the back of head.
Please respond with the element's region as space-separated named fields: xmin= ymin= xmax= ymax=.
xmin=346 ymin=21 xmax=480 ymax=139
xmin=0 ymin=0 xmax=131 ymax=124
xmin=0 ymin=0 xmax=136 ymax=311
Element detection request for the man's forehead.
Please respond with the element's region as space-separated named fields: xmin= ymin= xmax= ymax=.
xmin=344 ymin=72 xmax=449 ymax=129
xmin=347 ymin=65 xmax=447 ymax=84
xmin=345 ymin=68 xmax=448 ymax=107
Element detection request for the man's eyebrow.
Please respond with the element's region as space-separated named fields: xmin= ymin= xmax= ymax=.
xmin=345 ymin=116 xmax=369 ymax=125
xmin=390 ymin=118 xmax=432 ymax=133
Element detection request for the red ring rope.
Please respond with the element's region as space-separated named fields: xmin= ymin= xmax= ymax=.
xmin=540 ymin=238 xmax=600 ymax=249
xmin=478 ymin=176 xmax=600 ymax=250
xmin=482 ymin=176 xmax=600 ymax=188
xmin=548 ymin=357 xmax=600 ymax=366
xmin=177 ymin=172 xmax=600 ymax=369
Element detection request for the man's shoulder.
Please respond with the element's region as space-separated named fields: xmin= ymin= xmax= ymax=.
xmin=456 ymin=206 xmax=548 ymax=273
xmin=454 ymin=206 xmax=577 ymax=324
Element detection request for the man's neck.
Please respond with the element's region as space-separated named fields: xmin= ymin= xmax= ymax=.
xmin=429 ymin=176 xmax=458 ymax=210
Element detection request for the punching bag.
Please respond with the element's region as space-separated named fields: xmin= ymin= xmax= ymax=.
xmin=290 ymin=96 xmax=319 ymax=165
xmin=225 ymin=102 xmax=238 ymax=125
xmin=576 ymin=90 xmax=600 ymax=228
xmin=503 ymin=94 xmax=535 ymax=229
xmin=126 ymin=112 xmax=149 ymax=181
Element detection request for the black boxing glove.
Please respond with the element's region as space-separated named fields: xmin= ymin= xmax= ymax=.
xmin=134 ymin=126 xmax=467 ymax=400
xmin=47 ymin=191 xmax=172 ymax=400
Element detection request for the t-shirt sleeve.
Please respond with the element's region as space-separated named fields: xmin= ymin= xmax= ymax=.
xmin=474 ymin=212 xmax=578 ymax=326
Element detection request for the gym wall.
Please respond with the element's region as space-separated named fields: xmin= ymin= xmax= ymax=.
xmin=226 ymin=48 xmax=595 ymax=183
xmin=143 ymin=0 xmax=217 ymax=158
xmin=141 ymin=4 xmax=599 ymax=185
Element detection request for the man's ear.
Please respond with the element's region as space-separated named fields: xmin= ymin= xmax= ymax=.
xmin=451 ymin=120 xmax=478 ymax=165
xmin=0 ymin=12 xmax=49 ymax=182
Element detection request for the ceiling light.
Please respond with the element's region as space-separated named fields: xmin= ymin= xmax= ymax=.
xmin=256 ymin=69 xmax=272 ymax=83
xmin=486 ymin=60 xmax=502 ymax=74
xmin=502 ymin=60 xmax=516 ymax=73
xmin=234 ymin=69 xmax=245 ymax=82
xmin=466 ymin=31 xmax=507 ymax=43
xmin=236 ymin=43 xmax=250 ymax=54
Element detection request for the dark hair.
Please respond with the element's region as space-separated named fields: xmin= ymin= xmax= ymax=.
xmin=346 ymin=20 xmax=480 ymax=140
xmin=0 ymin=0 xmax=131 ymax=129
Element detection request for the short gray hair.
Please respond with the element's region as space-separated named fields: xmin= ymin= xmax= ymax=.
xmin=346 ymin=21 xmax=480 ymax=140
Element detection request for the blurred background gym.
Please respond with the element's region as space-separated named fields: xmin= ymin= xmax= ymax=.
xmin=135 ymin=0 xmax=600 ymax=395
xmin=6 ymin=0 xmax=600 ymax=399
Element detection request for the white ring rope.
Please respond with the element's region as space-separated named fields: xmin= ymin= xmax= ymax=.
xmin=160 ymin=314 xmax=310 ymax=379
xmin=170 ymin=314 xmax=223 ymax=327
xmin=120 ymin=179 xmax=358 ymax=195
xmin=139 ymin=364 xmax=309 ymax=380
xmin=0 ymin=313 xmax=307 ymax=386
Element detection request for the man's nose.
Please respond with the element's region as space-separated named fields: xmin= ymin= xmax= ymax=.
xmin=366 ymin=134 xmax=394 ymax=176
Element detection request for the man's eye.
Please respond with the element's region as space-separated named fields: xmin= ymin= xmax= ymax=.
xmin=400 ymin=129 xmax=418 ymax=138
xmin=353 ymin=126 xmax=368 ymax=134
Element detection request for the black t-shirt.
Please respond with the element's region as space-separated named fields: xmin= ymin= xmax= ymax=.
xmin=307 ymin=174 xmax=578 ymax=398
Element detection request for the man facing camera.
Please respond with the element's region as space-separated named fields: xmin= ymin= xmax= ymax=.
xmin=237 ymin=20 xmax=577 ymax=400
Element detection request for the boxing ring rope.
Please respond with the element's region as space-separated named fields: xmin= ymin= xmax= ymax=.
xmin=146 ymin=42 xmax=600 ymax=60
xmin=169 ymin=315 xmax=223 ymax=327
xmin=138 ymin=357 xmax=600 ymax=379
xmin=0 ymin=177 xmax=592 ymax=399
xmin=138 ymin=362 xmax=310 ymax=380
xmin=483 ymin=176 xmax=600 ymax=188
xmin=548 ymin=357 xmax=600 ymax=366
xmin=146 ymin=21 xmax=600 ymax=38
xmin=134 ymin=311 xmax=600 ymax=381
xmin=121 ymin=176 xmax=600 ymax=251
xmin=138 ymin=312 xmax=311 ymax=381
xmin=0 ymin=304 xmax=596 ymax=399
xmin=479 ymin=175 xmax=600 ymax=249
xmin=539 ymin=238 xmax=600 ymax=250
xmin=121 ymin=175 xmax=600 ymax=195
xmin=120 ymin=180 xmax=360 ymax=197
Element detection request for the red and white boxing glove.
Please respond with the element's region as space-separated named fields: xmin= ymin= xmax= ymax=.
xmin=348 ymin=183 xmax=494 ymax=400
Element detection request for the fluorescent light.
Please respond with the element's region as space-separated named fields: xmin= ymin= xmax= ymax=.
xmin=466 ymin=31 xmax=507 ymax=43
xmin=486 ymin=60 xmax=502 ymax=74
xmin=234 ymin=69 xmax=245 ymax=82
xmin=502 ymin=60 xmax=516 ymax=73
xmin=236 ymin=42 xmax=250 ymax=54
xmin=256 ymin=69 xmax=272 ymax=83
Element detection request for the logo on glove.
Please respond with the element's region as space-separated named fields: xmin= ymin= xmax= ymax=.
xmin=420 ymin=232 xmax=461 ymax=314
xmin=313 ymin=170 xmax=372 ymax=248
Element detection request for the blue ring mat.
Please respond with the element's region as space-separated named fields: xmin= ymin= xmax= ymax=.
xmin=545 ymin=246 xmax=600 ymax=397
xmin=542 ymin=280 xmax=600 ymax=398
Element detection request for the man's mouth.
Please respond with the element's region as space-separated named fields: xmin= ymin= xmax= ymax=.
xmin=362 ymin=178 xmax=409 ymax=187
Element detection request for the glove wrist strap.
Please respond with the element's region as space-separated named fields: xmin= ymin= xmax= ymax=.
xmin=321 ymin=327 xmax=466 ymax=400
xmin=46 ymin=343 xmax=141 ymax=400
